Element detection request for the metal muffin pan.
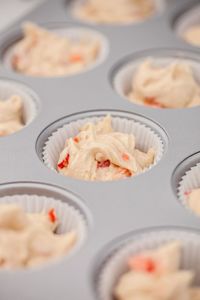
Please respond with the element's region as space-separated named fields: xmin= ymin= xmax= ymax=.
xmin=0 ymin=0 xmax=199 ymax=299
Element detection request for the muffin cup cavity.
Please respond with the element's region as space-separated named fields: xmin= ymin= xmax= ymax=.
xmin=0 ymin=79 xmax=39 ymax=127
xmin=175 ymin=4 xmax=200 ymax=47
xmin=112 ymin=49 xmax=200 ymax=109
xmin=0 ymin=194 xmax=86 ymax=239
xmin=96 ymin=228 xmax=200 ymax=300
xmin=41 ymin=111 xmax=166 ymax=181
xmin=71 ymin=0 xmax=165 ymax=26
xmin=177 ymin=157 xmax=200 ymax=216
xmin=3 ymin=26 xmax=109 ymax=77
xmin=0 ymin=181 xmax=90 ymax=270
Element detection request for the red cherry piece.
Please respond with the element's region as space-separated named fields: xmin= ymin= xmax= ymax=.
xmin=48 ymin=208 xmax=57 ymax=223
xmin=122 ymin=153 xmax=130 ymax=161
xmin=97 ymin=160 xmax=111 ymax=168
xmin=128 ymin=255 xmax=157 ymax=273
xmin=144 ymin=97 xmax=164 ymax=108
xmin=184 ymin=191 xmax=191 ymax=196
xmin=57 ymin=153 xmax=70 ymax=169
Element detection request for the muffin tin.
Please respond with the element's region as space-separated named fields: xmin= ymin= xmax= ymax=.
xmin=0 ymin=0 xmax=199 ymax=299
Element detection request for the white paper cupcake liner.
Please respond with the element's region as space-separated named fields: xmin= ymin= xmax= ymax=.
xmin=175 ymin=4 xmax=200 ymax=46
xmin=71 ymin=0 xmax=165 ymax=25
xmin=114 ymin=53 xmax=200 ymax=108
xmin=177 ymin=161 xmax=200 ymax=215
xmin=42 ymin=114 xmax=164 ymax=180
xmin=4 ymin=26 xmax=109 ymax=77
xmin=0 ymin=79 xmax=39 ymax=126
xmin=97 ymin=228 xmax=200 ymax=300
xmin=0 ymin=194 xmax=87 ymax=260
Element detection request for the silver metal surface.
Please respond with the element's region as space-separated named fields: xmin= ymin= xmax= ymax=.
xmin=0 ymin=0 xmax=44 ymax=33
xmin=0 ymin=0 xmax=199 ymax=299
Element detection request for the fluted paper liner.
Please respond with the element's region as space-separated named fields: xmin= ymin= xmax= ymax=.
xmin=4 ymin=27 xmax=109 ymax=77
xmin=0 ymin=80 xmax=39 ymax=126
xmin=178 ymin=161 xmax=200 ymax=215
xmin=97 ymin=228 xmax=200 ymax=300
xmin=42 ymin=115 xmax=164 ymax=180
xmin=0 ymin=194 xmax=87 ymax=261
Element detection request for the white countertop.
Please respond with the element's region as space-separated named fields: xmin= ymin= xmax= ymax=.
xmin=0 ymin=0 xmax=43 ymax=33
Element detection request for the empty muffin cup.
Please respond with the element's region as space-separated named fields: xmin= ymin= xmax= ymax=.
xmin=175 ymin=4 xmax=200 ymax=47
xmin=0 ymin=193 xmax=87 ymax=269
xmin=96 ymin=228 xmax=200 ymax=300
xmin=113 ymin=49 xmax=200 ymax=109
xmin=178 ymin=160 xmax=200 ymax=217
xmin=0 ymin=79 xmax=39 ymax=136
xmin=42 ymin=111 xmax=165 ymax=181
xmin=4 ymin=23 xmax=109 ymax=77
